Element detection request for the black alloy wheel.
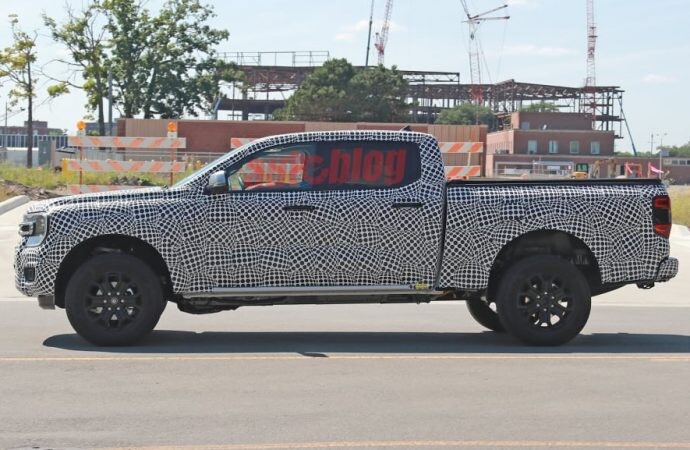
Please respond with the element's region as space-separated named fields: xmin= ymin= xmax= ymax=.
xmin=495 ymin=255 xmax=591 ymax=346
xmin=65 ymin=253 xmax=165 ymax=346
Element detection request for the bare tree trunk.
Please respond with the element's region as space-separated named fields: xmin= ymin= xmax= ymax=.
xmin=26 ymin=58 xmax=33 ymax=168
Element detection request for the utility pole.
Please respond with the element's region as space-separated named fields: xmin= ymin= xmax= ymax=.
xmin=108 ymin=69 xmax=113 ymax=136
xmin=26 ymin=58 xmax=33 ymax=168
xmin=365 ymin=0 xmax=375 ymax=67
xmin=659 ymin=132 xmax=667 ymax=175
xmin=3 ymin=102 xmax=7 ymax=148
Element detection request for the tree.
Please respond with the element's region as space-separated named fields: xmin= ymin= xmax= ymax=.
xmin=102 ymin=0 xmax=229 ymax=118
xmin=349 ymin=65 xmax=408 ymax=122
xmin=436 ymin=103 xmax=495 ymax=126
xmin=520 ymin=101 xmax=560 ymax=113
xmin=275 ymin=59 xmax=356 ymax=121
xmin=0 ymin=15 xmax=66 ymax=167
xmin=43 ymin=0 xmax=231 ymax=123
xmin=274 ymin=59 xmax=409 ymax=122
xmin=667 ymin=141 xmax=690 ymax=158
xmin=44 ymin=5 xmax=109 ymax=135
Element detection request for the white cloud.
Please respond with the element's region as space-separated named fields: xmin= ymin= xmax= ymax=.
xmin=503 ymin=44 xmax=576 ymax=57
xmin=334 ymin=19 xmax=405 ymax=42
xmin=642 ymin=73 xmax=677 ymax=84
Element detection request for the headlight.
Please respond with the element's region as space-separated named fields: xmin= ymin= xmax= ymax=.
xmin=19 ymin=213 xmax=49 ymax=246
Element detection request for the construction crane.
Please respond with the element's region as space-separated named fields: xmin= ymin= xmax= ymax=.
xmin=459 ymin=1 xmax=509 ymax=105
xmin=374 ymin=0 xmax=393 ymax=65
xmin=584 ymin=0 xmax=598 ymax=126
xmin=365 ymin=0 xmax=375 ymax=67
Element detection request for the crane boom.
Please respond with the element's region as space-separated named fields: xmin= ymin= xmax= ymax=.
xmin=460 ymin=1 xmax=509 ymax=105
xmin=374 ymin=0 xmax=393 ymax=65
xmin=585 ymin=0 xmax=598 ymax=125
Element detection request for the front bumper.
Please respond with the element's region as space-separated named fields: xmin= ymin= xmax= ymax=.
xmin=14 ymin=241 xmax=56 ymax=298
xmin=655 ymin=257 xmax=678 ymax=282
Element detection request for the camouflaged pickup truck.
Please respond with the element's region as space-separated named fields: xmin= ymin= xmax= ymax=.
xmin=15 ymin=130 xmax=677 ymax=346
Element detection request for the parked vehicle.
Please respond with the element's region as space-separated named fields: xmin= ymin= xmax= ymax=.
xmin=15 ymin=130 xmax=677 ymax=346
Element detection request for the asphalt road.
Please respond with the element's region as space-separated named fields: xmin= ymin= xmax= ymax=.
xmin=0 ymin=203 xmax=689 ymax=450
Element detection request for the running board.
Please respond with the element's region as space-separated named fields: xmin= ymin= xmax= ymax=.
xmin=182 ymin=285 xmax=443 ymax=299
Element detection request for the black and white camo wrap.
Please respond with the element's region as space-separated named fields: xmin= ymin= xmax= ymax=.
xmin=14 ymin=130 xmax=673 ymax=298
xmin=16 ymin=131 xmax=446 ymax=296
xmin=438 ymin=182 xmax=671 ymax=289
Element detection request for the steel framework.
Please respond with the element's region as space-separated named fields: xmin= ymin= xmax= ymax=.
xmin=214 ymin=53 xmax=623 ymax=136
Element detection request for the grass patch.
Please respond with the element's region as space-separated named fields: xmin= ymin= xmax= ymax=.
xmin=0 ymin=163 xmax=192 ymax=191
xmin=668 ymin=186 xmax=690 ymax=227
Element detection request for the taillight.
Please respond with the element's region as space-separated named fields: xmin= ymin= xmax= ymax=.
xmin=652 ymin=195 xmax=672 ymax=238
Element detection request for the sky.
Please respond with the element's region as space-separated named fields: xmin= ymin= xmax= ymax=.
xmin=0 ymin=0 xmax=689 ymax=151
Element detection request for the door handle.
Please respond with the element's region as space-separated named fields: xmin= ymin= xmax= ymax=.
xmin=283 ymin=205 xmax=316 ymax=212
xmin=392 ymin=202 xmax=424 ymax=209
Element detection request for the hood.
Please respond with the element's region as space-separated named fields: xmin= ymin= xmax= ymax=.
xmin=26 ymin=186 xmax=190 ymax=215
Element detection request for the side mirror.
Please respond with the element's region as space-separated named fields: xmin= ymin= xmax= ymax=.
xmin=206 ymin=170 xmax=228 ymax=194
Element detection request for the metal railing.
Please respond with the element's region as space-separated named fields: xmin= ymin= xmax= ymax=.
xmin=0 ymin=134 xmax=68 ymax=149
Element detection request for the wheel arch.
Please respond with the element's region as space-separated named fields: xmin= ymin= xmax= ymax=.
xmin=54 ymin=234 xmax=172 ymax=308
xmin=488 ymin=229 xmax=601 ymax=300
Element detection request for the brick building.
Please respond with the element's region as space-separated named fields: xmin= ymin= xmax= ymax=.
xmin=487 ymin=112 xmax=615 ymax=157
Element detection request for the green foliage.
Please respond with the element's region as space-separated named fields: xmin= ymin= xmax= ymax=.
xmin=275 ymin=59 xmax=408 ymax=122
xmin=43 ymin=0 xmax=232 ymax=121
xmin=0 ymin=15 xmax=66 ymax=166
xmin=436 ymin=103 xmax=495 ymax=126
xmin=102 ymin=0 xmax=230 ymax=119
xmin=44 ymin=4 xmax=109 ymax=134
xmin=668 ymin=186 xmax=690 ymax=226
xmin=349 ymin=65 xmax=408 ymax=122
xmin=0 ymin=162 xmax=188 ymax=190
xmin=520 ymin=101 xmax=560 ymax=112
xmin=666 ymin=141 xmax=690 ymax=158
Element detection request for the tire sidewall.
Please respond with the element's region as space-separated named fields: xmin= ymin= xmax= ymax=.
xmin=65 ymin=253 xmax=164 ymax=346
xmin=466 ymin=296 xmax=505 ymax=332
xmin=496 ymin=255 xmax=591 ymax=346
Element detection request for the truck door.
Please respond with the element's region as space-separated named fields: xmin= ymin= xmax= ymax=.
xmin=212 ymin=137 xmax=444 ymax=289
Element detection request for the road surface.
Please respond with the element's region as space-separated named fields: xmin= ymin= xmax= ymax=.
xmin=0 ymin=203 xmax=688 ymax=450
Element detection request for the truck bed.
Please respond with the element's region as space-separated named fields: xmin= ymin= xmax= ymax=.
xmin=439 ymin=177 xmax=670 ymax=290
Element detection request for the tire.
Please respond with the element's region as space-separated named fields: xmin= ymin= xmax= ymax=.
xmin=466 ymin=296 xmax=505 ymax=332
xmin=495 ymin=255 xmax=591 ymax=346
xmin=65 ymin=253 xmax=165 ymax=346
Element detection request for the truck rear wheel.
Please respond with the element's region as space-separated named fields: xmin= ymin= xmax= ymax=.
xmin=466 ymin=296 xmax=504 ymax=332
xmin=65 ymin=253 xmax=164 ymax=346
xmin=495 ymin=255 xmax=591 ymax=346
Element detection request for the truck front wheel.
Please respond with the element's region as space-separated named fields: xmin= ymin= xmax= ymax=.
xmin=495 ymin=255 xmax=591 ymax=346
xmin=65 ymin=253 xmax=165 ymax=346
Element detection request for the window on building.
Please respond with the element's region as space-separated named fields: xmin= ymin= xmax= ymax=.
xmin=521 ymin=122 xmax=530 ymax=130
xmin=569 ymin=141 xmax=580 ymax=154
xmin=548 ymin=140 xmax=558 ymax=154
xmin=590 ymin=141 xmax=600 ymax=155
xmin=527 ymin=140 xmax=538 ymax=154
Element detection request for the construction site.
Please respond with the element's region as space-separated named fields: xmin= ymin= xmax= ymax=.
xmin=3 ymin=0 xmax=690 ymax=187
xmin=112 ymin=0 xmax=688 ymax=184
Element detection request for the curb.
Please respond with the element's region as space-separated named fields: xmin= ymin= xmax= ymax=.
xmin=0 ymin=195 xmax=30 ymax=216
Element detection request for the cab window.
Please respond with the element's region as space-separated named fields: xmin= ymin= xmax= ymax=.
xmin=229 ymin=144 xmax=310 ymax=191
xmin=228 ymin=140 xmax=421 ymax=192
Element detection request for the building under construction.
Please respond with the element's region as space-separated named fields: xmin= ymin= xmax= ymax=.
xmin=214 ymin=51 xmax=626 ymax=139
